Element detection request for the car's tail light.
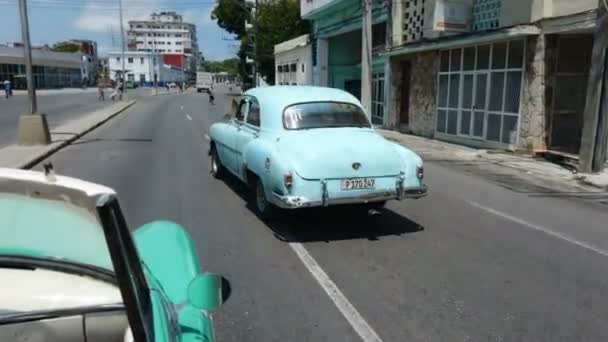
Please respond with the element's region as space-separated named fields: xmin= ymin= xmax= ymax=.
xmin=417 ymin=166 xmax=424 ymax=179
xmin=284 ymin=173 xmax=293 ymax=188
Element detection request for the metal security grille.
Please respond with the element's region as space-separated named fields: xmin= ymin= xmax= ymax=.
xmin=472 ymin=0 xmax=501 ymax=31
xmin=372 ymin=73 xmax=385 ymax=124
xmin=403 ymin=0 xmax=426 ymax=43
xmin=436 ymin=40 xmax=525 ymax=145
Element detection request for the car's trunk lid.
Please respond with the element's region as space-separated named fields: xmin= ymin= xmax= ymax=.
xmin=277 ymin=128 xmax=402 ymax=179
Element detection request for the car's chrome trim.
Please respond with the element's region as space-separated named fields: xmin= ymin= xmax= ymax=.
xmin=271 ymin=185 xmax=427 ymax=209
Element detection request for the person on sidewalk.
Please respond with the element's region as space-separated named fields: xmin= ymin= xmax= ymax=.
xmin=3 ymin=80 xmax=11 ymax=99
xmin=97 ymin=76 xmax=105 ymax=101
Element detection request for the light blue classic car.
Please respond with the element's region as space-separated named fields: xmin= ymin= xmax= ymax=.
xmin=208 ymin=86 xmax=427 ymax=218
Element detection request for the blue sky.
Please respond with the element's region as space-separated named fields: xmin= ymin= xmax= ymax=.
xmin=0 ymin=0 xmax=238 ymax=60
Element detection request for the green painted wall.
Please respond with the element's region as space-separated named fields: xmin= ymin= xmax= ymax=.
xmin=311 ymin=0 xmax=387 ymax=94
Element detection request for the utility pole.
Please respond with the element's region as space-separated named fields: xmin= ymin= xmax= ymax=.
xmin=17 ymin=0 xmax=50 ymax=145
xmin=118 ymin=0 xmax=126 ymax=98
xmin=361 ymin=0 xmax=373 ymax=116
xmin=253 ymin=0 xmax=258 ymax=87
xmin=579 ymin=0 xmax=608 ymax=172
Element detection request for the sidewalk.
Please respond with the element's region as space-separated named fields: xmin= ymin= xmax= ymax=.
xmin=0 ymin=100 xmax=135 ymax=169
xmin=378 ymin=129 xmax=608 ymax=191
xmin=12 ymin=88 xmax=100 ymax=96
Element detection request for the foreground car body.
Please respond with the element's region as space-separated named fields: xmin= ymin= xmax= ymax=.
xmin=0 ymin=167 xmax=229 ymax=342
xmin=208 ymin=86 xmax=427 ymax=217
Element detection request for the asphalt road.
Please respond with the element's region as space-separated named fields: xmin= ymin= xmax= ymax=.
xmin=0 ymin=87 xmax=144 ymax=148
xmin=35 ymin=87 xmax=608 ymax=341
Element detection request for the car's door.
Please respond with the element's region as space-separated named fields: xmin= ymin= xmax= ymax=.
xmin=236 ymin=97 xmax=261 ymax=178
xmin=218 ymin=99 xmax=248 ymax=174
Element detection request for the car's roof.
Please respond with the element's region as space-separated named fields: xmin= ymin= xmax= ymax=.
xmin=243 ymin=86 xmax=363 ymax=130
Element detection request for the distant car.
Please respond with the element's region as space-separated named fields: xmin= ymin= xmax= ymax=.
xmin=0 ymin=167 xmax=231 ymax=342
xmin=124 ymin=80 xmax=138 ymax=89
xmin=208 ymin=86 xmax=427 ymax=219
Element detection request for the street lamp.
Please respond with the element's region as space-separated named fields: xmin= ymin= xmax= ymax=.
xmin=17 ymin=0 xmax=51 ymax=145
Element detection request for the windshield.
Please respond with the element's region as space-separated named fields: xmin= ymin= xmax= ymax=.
xmin=283 ymin=102 xmax=371 ymax=130
xmin=0 ymin=193 xmax=113 ymax=271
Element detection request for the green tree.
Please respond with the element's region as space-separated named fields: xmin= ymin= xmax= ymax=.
xmin=211 ymin=0 xmax=250 ymax=38
xmin=50 ymin=41 xmax=81 ymax=53
xmin=212 ymin=0 xmax=309 ymax=85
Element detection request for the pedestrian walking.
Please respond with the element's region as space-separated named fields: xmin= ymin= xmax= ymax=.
xmin=97 ymin=76 xmax=105 ymax=101
xmin=3 ymin=79 xmax=11 ymax=99
xmin=110 ymin=78 xmax=123 ymax=101
xmin=208 ymin=89 xmax=215 ymax=105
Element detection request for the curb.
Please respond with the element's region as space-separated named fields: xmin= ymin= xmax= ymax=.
xmin=18 ymin=99 xmax=136 ymax=169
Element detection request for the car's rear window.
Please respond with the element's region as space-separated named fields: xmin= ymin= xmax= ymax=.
xmin=283 ymin=102 xmax=371 ymax=130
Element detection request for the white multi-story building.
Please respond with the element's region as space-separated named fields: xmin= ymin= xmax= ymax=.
xmin=107 ymin=51 xmax=185 ymax=85
xmin=274 ymin=34 xmax=313 ymax=86
xmin=126 ymin=11 xmax=199 ymax=76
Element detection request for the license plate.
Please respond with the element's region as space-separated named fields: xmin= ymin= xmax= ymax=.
xmin=341 ymin=178 xmax=375 ymax=190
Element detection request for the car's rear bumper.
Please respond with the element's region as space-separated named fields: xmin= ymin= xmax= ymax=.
xmin=271 ymin=185 xmax=428 ymax=209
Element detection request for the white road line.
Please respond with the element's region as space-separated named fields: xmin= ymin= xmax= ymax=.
xmin=204 ymin=134 xmax=210 ymax=141
xmin=180 ymin=105 xmax=184 ymax=110
xmin=289 ymin=242 xmax=383 ymax=342
xmin=468 ymin=201 xmax=608 ymax=258
xmin=186 ymin=114 xmax=192 ymax=121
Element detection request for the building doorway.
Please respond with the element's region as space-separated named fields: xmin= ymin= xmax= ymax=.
xmin=549 ymin=34 xmax=594 ymax=154
xmin=399 ymin=61 xmax=411 ymax=129
xmin=344 ymin=79 xmax=361 ymax=100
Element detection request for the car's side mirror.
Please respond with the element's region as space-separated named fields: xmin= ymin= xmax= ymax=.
xmin=187 ymin=273 xmax=231 ymax=311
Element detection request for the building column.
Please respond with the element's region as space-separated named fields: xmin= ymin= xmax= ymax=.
xmin=316 ymin=38 xmax=329 ymax=87
xmin=579 ymin=6 xmax=608 ymax=172
xmin=518 ymin=34 xmax=548 ymax=153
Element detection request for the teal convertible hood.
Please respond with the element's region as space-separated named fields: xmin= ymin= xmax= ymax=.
xmin=0 ymin=193 xmax=113 ymax=271
xmin=277 ymin=128 xmax=403 ymax=179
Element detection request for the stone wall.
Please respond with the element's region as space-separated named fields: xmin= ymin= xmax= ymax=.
xmin=408 ymin=51 xmax=439 ymax=137
xmin=384 ymin=51 xmax=437 ymax=136
xmin=518 ymin=35 xmax=551 ymax=152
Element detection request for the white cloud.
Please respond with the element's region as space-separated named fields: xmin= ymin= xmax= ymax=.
xmin=74 ymin=0 xmax=164 ymax=32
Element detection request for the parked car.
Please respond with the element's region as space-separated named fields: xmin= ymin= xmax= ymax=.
xmin=125 ymin=80 xmax=138 ymax=89
xmin=208 ymin=86 xmax=427 ymax=219
xmin=0 ymin=167 xmax=230 ymax=342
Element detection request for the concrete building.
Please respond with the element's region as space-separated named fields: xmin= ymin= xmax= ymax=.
xmin=382 ymin=0 xmax=602 ymax=164
xmin=107 ymin=51 xmax=185 ymax=85
xmin=127 ymin=11 xmax=199 ymax=77
xmin=67 ymin=39 xmax=99 ymax=85
xmin=0 ymin=46 xmax=83 ymax=89
xmin=274 ymin=34 xmax=313 ymax=85
xmin=302 ymin=0 xmax=389 ymax=123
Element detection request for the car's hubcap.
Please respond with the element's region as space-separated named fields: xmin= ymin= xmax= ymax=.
xmin=256 ymin=182 xmax=266 ymax=212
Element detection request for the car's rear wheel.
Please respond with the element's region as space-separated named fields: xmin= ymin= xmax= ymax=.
xmin=254 ymin=177 xmax=276 ymax=220
xmin=210 ymin=146 xmax=225 ymax=179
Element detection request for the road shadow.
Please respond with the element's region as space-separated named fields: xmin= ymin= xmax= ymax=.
xmin=218 ymin=173 xmax=425 ymax=243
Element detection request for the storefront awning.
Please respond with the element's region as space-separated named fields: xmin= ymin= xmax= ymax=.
xmin=382 ymin=25 xmax=540 ymax=57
